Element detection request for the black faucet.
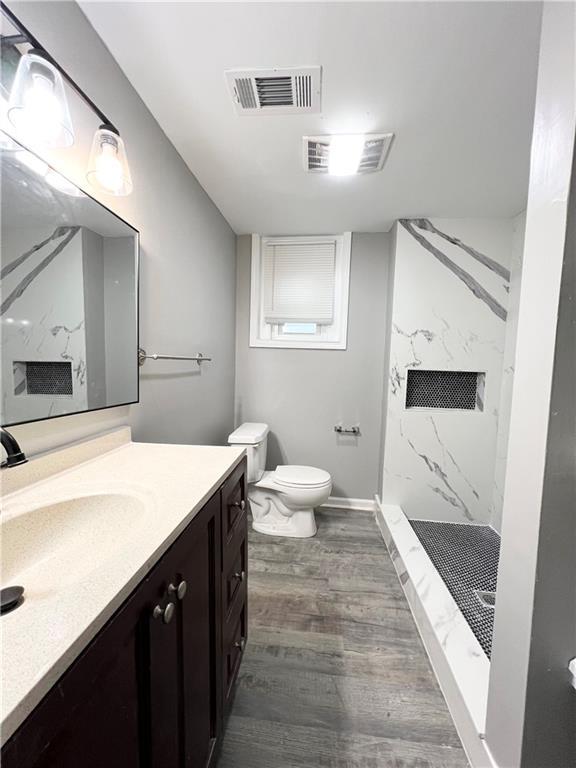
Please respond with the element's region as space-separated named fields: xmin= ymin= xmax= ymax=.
xmin=1 ymin=427 xmax=28 ymax=468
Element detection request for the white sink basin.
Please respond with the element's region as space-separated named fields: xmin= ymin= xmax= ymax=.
xmin=1 ymin=494 xmax=146 ymax=590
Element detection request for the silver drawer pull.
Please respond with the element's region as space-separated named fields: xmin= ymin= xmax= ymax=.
xmin=234 ymin=638 xmax=246 ymax=652
xmin=153 ymin=602 xmax=175 ymax=624
xmin=232 ymin=500 xmax=246 ymax=512
xmin=169 ymin=580 xmax=188 ymax=600
xmin=233 ymin=571 xmax=246 ymax=582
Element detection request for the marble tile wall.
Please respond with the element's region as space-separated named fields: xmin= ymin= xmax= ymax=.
xmin=382 ymin=218 xmax=514 ymax=524
xmin=1 ymin=226 xmax=88 ymax=424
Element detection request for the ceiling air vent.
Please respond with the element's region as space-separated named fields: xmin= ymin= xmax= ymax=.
xmin=303 ymin=133 xmax=394 ymax=174
xmin=225 ymin=67 xmax=321 ymax=115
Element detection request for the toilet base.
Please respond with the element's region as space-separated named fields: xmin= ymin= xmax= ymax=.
xmin=252 ymin=508 xmax=317 ymax=538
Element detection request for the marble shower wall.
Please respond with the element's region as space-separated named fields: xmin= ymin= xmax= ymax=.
xmin=381 ymin=218 xmax=514 ymax=524
xmin=1 ymin=226 xmax=88 ymax=425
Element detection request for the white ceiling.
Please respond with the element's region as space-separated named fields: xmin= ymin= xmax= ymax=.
xmin=80 ymin=2 xmax=542 ymax=234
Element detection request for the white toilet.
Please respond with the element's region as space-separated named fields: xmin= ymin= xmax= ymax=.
xmin=228 ymin=423 xmax=332 ymax=538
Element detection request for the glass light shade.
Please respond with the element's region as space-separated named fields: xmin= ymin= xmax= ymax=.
xmin=86 ymin=126 xmax=133 ymax=196
xmin=7 ymin=52 xmax=75 ymax=148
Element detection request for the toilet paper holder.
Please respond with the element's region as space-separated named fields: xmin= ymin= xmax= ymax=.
xmin=334 ymin=424 xmax=360 ymax=435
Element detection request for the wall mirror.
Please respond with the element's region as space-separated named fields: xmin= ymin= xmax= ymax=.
xmin=1 ymin=136 xmax=139 ymax=427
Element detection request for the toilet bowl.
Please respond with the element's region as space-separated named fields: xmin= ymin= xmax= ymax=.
xmin=228 ymin=423 xmax=332 ymax=538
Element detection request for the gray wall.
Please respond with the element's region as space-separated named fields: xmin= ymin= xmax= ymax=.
xmin=81 ymin=228 xmax=107 ymax=409
xmin=102 ymin=237 xmax=137 ymax=408
xmin=235 ymin=232 xmax=391 ymax=500
xmin=7 ymin=1 xmax=236 ymax=455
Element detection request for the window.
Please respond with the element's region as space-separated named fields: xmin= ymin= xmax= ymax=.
xmin=249 ymin=233 xmax=351 ymax=349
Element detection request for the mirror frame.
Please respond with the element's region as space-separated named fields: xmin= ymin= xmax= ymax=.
xmin=1 ymin=137 xmax=140 ymax=428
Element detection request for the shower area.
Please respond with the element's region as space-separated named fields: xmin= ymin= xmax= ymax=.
xmin=379 ymin=214 xmax=525 ymax=660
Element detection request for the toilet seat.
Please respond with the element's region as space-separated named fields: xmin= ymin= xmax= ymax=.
xmin=273 ymin=465 xmax=331 ymax=489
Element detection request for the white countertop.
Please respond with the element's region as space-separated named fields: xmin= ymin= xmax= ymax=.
xmin=0 ymin=434 xmax=245 ymax=745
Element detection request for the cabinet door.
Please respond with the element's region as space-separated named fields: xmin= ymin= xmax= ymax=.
xmin=146 ymin=564 xmax=182 ymax=768
xmin=1 ymin=569 xmax=170 ymax=768
xmin=175 ymin=494 xmax=221 ymax=768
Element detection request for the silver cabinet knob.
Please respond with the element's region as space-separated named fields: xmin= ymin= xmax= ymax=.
xmin=153 ymin=602 xmax=175 ymax=624
xmin=232 ymin=500 xmax=246 ymax=512
xmin=169 ymin=580 xmax=187 ymax=600
xmin=233 ymin=571 xmax=246 ymax=582
xmin=234 ymin=638 xmax=246 ymax=652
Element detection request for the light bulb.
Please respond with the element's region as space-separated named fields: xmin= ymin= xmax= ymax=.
xmin=87 ymin=126 xmax=133 ymax=196
xmin=15 ymin=74 xmax=62 ymax=143
xmin=328 ymin=135 xmax=365 ymax=176
xmin=94 ymin=140 xmax=123 ymax=193
xmin=7 ymin=52 xmax=74 ymax=148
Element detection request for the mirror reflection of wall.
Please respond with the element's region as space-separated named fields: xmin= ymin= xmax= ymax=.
xmin=0 ymin=140 xmax=138 ymax=427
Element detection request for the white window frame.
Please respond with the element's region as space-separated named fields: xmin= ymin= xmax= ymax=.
xmin=249 ymin=233 xmax=351 ymax=349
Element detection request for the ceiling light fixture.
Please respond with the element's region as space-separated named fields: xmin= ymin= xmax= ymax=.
xmin=1 ymin=3 xmax=133 ymax=196
xmin=327 ymin=135 xmax=366 ymax=176
xmin=303 ymin=133 xmax=394 ymax=175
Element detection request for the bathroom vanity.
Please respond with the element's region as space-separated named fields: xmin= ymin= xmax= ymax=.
xmin=0 ymin=431 xmax=248 ymax=768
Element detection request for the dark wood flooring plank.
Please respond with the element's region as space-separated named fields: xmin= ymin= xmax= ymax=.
xmin=218 ymin=509 xmax=468 ymax=768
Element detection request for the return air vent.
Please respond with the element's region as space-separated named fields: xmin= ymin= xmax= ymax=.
xmin=405 ymin=370 xmax=485 ymax=411
xmin=303 ymin=133 xmax=394 ymax=174
xmin=225 ymin=67 xmax=321 ymax=115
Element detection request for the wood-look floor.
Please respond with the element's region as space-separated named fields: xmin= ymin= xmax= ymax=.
xmin=218 ymin=508 xmax=469 ymax=768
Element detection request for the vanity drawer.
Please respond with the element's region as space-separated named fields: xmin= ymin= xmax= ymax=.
xmin=223 ymin=598 xmax=247 ymax=707
xmin=223 ymin=535 xmax=247 ymax=619
xmin=221 ymin=459 xmax=247 ymax=564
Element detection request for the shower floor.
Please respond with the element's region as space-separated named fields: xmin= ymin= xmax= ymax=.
xmin=410 ymin=520 xmax=501 ymax=658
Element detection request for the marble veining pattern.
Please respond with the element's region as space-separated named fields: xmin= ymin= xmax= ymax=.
xmin=375 ymin=503 xmax=490 ymax=736
xmin=0 ymin=227 xmax=80 ymax=316
xmin=1 ymin=226 xmax=87 ymax=424
xmin=400 ymin=219 xmax=507 ymax=321
xmin=383 ymin=218 xmax=512 ymax=524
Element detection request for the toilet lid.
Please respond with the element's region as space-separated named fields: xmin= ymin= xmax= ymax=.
xmin=274 ymin=465 xmax=331 ymax=488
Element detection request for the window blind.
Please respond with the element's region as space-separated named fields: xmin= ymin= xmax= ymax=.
xmin=262 ymin=239 xmax=336 ymax=324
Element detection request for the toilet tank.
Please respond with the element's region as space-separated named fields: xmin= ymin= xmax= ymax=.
xmin=228 ymin=422 xmax=269 ymax=483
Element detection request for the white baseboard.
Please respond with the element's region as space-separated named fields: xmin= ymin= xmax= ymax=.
xmin=321 ymin=496 xmax=376 ymax=512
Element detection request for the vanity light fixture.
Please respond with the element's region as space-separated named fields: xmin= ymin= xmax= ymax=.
xmin=1 ymin=2 xmax=133 ymax=196
xmin=7 ymin=50 xmax=74 ymax=148
xmin=86 ymin=125 xmax=133 ymax=196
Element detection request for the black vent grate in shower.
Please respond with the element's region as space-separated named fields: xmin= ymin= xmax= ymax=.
xmin=405 ymin=369 xmax=480 ymax=410
xmin=25 ymin=361 xmax=73 ymax=396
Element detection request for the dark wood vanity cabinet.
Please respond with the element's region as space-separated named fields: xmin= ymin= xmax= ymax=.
xmin=1 ymin=458 xmax=248 ymax=768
